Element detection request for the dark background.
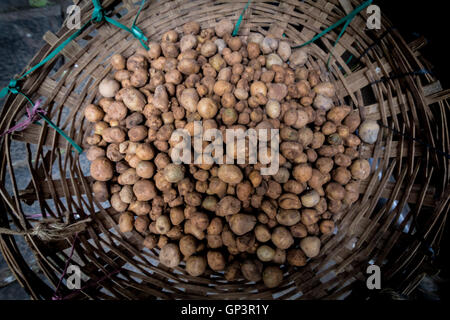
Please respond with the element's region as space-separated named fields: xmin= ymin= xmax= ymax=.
xmin=0 ymin=0 xmax=448 ymax=300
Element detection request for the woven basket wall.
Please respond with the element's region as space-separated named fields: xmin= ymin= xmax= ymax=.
xmin=0 ymin=0 xmax=448 ymax=300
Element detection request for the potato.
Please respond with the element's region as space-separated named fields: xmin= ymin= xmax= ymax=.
xmin=159 ymin=243 xmax=181 ymax=268
xmin=122 ymin=88 xmax=146 ymax=112
xmin=92 ymin=181 xmax=109 ymax=202
xmin=110 ymin=193 xmax=128 ymax=212
xmin=111 ymin=54 xmax=125 ymax=70
xmin=135 ymin=215 xmax=149 ymax=233
xmin=178 ymin=58 xmax=200 ymax=75
xmin=267 ymin=83 xmax=288 ymax=101
xmin=180 ymin=34 xmax=198 ymax=52
xmin=287 ymin=248 xmax=307 ymax=266
xmin=216 ymin=196 xmax=241 ymax=216
xmin=183 ymin=21 xmax=200 ymax=35
xmin=179 ymin=235 xmax=197 ymax=257
xmin=217 ymin=164 xmax=243 ymax=184
xmin=300 ymin=236 xmax=321 ymax=258
xmin=129 ymin=200 xmax=150 ymax=216
xmin=256 ymin=245 xmax=275 ymax=262
xmin=278 ymin=193 xmax=302 ymax=210
xmin=241 ymin=259 xmax=263 ymax=282
xmin=276 ymin=208 xmax=300 ymax=226
xmin=214 ymin=19 xmax=233 ymax=37
xmin=84 ymin=104 xmax=104 ymax=122
xmin=229 ymin=214 xmax=257 ymax=236
xmin=293 ymin=164 xmax=312 ymax=183
xmin=164 ymin=163 xmax=185 ymax=183
xmin=118 ymin=168 xmax=139 ymax=185
xmin=313 ymin=94 xmax=334 ymax=111
xmin=207 ymin=251 xmax=226 ymax=271
xmin=179 ymin=88 xmax=199 ymax=113
xmin=313 ymin=82 xmax=335 ymax=98
xmin=333 ymin=167 xmax=352 ymax=185
xmin=90 ymin=157 xmax=114 ymax=181
xmin=350 ymin=159 xmax=371 ymax=180
xmin=358 ymin=120 xmax=380 ymax=144
xmin=186 ymin=256 xmax=207 ymax=276
xmin=266 ymin=99 xmax=281 ymax=119
xmin=143 ymin=234 xmax=158 ymax=249
xmin=119 ymin=185 xmax=134 ymax=204
xmin=301 ymin=190 xmax=320 ymax=207
xmin=277 ymin=41 xmax=291 ymax=62
xmin=262 ymin=266 xmax=283 ymax=288
xmin=344 ymin=110 xmax=361 ymax=133
xmin=266 ymin=53 xmax=283 ymax=69
xmin=197 ymin=97 xmax=218 ymax=119
xmin=290 ymin=223 xmax=307 ymax=238
xmin=153 ymin=85 xmax=169 ymax=112
xmin=156 ymin=215 xmax=171 ymax=234
xmin=301 ymin=209 xmax=319 ymax=226
xmin=99 ymin=78 xmax=120 ymax=98
xmin=320 ymin=220 xmax=335 ymax=235
xmin=133 ymin=180 xmax=157 ymax=201
xmin=254 ymin=224 xmax=271 ymax=242
xmin=86 ymin=146 xmax=105 ymax=162
xmin=289 ymin=48 xmax=308 ymax=67
xmin=325 ymin=182 xmax=345 ymax=201
xmin=271 ymin=227 xmax=294 ymax=249
xmin=119 ymin=212 xmax=134 ymax=233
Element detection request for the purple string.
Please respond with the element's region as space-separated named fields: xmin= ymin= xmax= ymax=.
xmin=0 ymin=99 xmax=46 ymax=137
xmin=52 ymin=232 xmax=79 ymax=300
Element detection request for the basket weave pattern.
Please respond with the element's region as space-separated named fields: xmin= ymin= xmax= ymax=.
xmin=0 ymin=0 xmax=448 ymax=300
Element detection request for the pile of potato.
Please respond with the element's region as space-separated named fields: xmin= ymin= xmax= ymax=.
xmin=85 ymin=19 xmax=374 ymax=288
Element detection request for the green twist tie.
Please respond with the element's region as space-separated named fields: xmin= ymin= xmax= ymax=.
xmin=0 ymin=80 xmax=20 ymax=98
xmin=292 ymin=0 xmax=373 ymax=69
xmin=232 ymin=0 xmax=252 ymax=37
xmin=92 ymin=0 xmax=149 ymax=50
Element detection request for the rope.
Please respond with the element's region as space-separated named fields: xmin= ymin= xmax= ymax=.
xmin=232 ymin=0 xmax=252 ymax=36
xmin=292 ymin=0 xmax=373 ymax=69
xmin=0 ymin=0 xmax=149 ymax=152
xmin=0 ymin=217 xmax=91 ymax=241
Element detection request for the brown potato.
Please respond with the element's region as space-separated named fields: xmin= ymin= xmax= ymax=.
xmin=271 ymin=227 xmax=294 ymax=249
xmin=133 ymin=180 xmax=157 ymax=201
xmin=159 ymin=243 xmax=181 ymax=268
xmin=90 ymin=157 xmax=114 ymax=181
xmin=119 ymin=212 xmax=134 ymax=233
xmin=216 ymin=196 xmax=241 ymax=216
xmin=229 ymin=214 xmax=257 ymax=236
xmin=186 ymin=256 xmax=207 ymax=276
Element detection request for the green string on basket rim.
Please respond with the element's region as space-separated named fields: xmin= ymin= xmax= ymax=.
xmin=0 ymin=0 xmax=150 ymax=153
xmin=292 ymin=0 xmax=373 ymax=69
xmin=232 ymin=0 xmax=252 ymax=36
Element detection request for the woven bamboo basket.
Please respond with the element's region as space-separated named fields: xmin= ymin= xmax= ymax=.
xmin=0 ymin=0 xmax=448 ymax=300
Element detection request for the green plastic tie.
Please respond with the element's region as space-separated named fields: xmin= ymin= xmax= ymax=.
xmin=93 ymin=0 xmax=149 ymax=50
xmin=292 ymin=0 xmax=373 ymax=69
xmin=232 ymin=0 xmax=252 ymax=36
